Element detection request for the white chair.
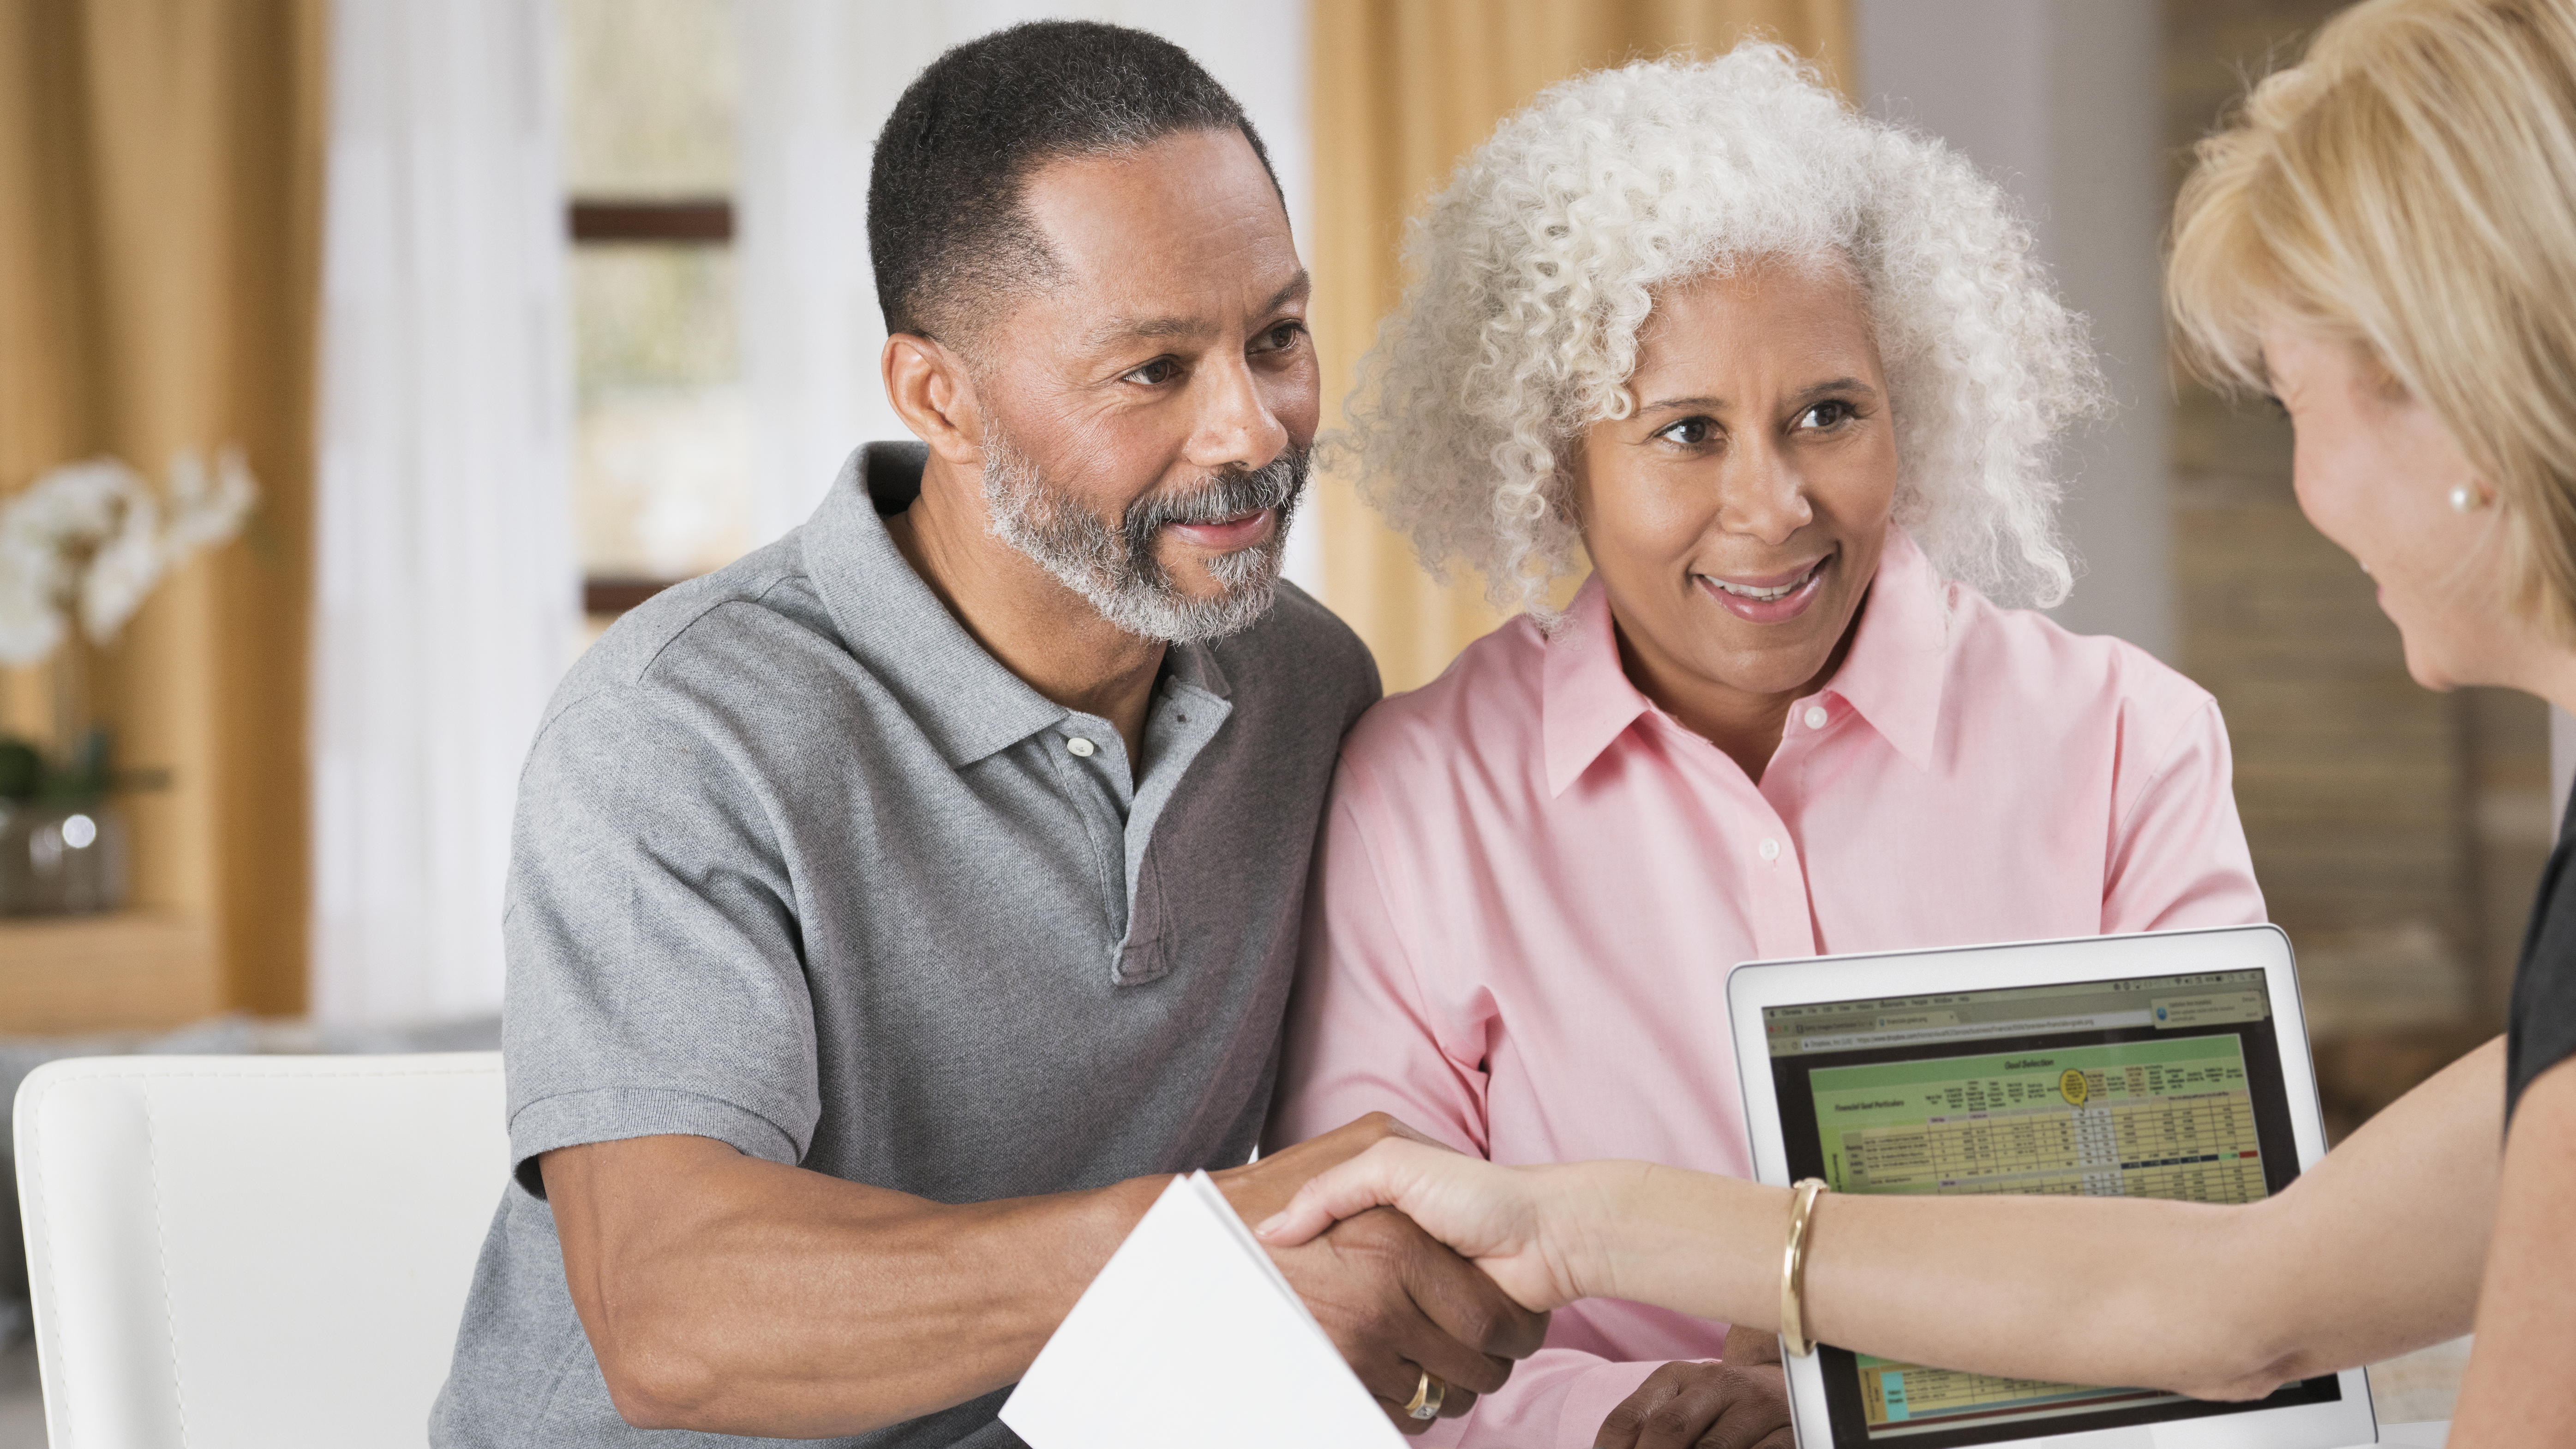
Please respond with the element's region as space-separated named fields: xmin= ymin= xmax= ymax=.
xmin=14 ymin=1052 xmax=508 ymax=1448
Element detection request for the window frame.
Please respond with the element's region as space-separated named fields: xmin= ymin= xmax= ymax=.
xmin=568 ymin=197 xmax=737 ymax=618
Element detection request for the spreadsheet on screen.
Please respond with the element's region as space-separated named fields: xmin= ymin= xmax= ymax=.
xmin=1762 ymin=970 xmax=2343 ymax=1446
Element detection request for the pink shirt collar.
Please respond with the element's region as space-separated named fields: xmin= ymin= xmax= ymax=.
xmin=1541 ymin=529 xmax=1949 ymax=796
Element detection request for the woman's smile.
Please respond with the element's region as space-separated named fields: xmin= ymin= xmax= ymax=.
xmin=1695 ymin=552 xmax=1833 ymax=623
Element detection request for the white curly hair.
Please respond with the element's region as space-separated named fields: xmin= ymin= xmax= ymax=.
xmin=1339 ymin=43 xmax=2100 ymax=620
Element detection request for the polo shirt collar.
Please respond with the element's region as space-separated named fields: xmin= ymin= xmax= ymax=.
xmin=1540 ymin=528 xmax=1950 ymax=794
xmin=799 ymin=443 xmax=1233 ymax=769
xmin=801 ymin=443 xmax=1071 ymax=768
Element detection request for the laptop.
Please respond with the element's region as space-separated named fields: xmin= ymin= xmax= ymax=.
xmin=1726 ymin=925 xmax=2383 ymax=1449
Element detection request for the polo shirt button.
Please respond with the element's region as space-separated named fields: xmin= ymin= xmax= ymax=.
xmin=1802 ymin=705 xmax=1828 ymax=730
xmin=1065 ymin=737 xmax=1096 ymax=758
xmin=1758 ymin=836 xmax=1781 ymax=861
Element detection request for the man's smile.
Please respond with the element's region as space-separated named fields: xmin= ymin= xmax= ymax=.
xmin=1166 ymin=507 xmax=1276 ymax=552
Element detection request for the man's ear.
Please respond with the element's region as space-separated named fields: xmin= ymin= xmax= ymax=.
xmin=883 ymin=332 xmax=983 ymax=467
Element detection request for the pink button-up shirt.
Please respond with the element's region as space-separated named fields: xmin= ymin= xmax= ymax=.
xmin=1270 ymin=531 xmax=2263 ymax=1448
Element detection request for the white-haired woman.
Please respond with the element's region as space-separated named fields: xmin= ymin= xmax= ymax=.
xmin=1268 ymin=43 xmax=2266 ymax=1449
xmin=1265 ymin=1 xmax=2576 ymax=1445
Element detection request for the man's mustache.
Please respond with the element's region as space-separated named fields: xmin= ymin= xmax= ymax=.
xmin=1120 ymin=448 xmax=1309 ymax=547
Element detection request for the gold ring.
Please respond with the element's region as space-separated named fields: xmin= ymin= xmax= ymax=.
xmin=1403 ymin=1369 xmax=1446 ymax=1420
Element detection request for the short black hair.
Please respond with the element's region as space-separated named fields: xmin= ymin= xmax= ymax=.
xmin=867 ymin=20 xmax=1281 ymax=344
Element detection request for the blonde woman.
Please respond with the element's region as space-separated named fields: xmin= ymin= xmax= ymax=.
xmin=1262 ymin=1 xmax=2576 ymax=1443
xmin=1268 ymin=41 xmax=2266 ymax=1449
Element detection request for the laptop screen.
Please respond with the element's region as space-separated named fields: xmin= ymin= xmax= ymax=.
xmin=1761 ymin=968 xmax=2344 ymax=1447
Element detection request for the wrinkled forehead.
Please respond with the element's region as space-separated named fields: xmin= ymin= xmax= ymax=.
xmin=1005 ymin=129 xmax=1304 ymax=353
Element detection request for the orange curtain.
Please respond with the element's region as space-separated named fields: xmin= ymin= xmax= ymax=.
xmin=0 ymin=2 xmax=327 ymax=1012
xmin=1309 ymin=0 xmax=1853 ymax=691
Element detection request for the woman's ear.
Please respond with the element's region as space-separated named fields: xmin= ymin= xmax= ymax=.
xmin=882 ymin=333 xmax=984 ymax=468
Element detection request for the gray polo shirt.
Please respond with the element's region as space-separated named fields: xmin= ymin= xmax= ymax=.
xmin=431 ymin=443 xmax=1378 ymax=1449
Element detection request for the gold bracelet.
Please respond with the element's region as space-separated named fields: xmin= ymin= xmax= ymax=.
xmin=1780 ymin=1178 xmax=1828 ymax=1358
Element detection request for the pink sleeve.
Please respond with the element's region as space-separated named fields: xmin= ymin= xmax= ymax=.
xmin=1269 ymin=776 xmax=1679 ymax=1448
xmin=2103 ymin=697 xmax=2266 ymax=932
xmin=1268 ymin=770 xmax=1489 ymax=1153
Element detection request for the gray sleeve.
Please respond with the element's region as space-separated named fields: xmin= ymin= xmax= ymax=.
xmin=499 ymin=687 xmax=821 ymax=1198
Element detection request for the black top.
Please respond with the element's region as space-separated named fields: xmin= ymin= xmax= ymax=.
xmin=2507 ymin=775 xmax=2576 ymax=1118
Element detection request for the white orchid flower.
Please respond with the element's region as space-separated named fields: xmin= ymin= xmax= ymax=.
xmin=12 ymin=458 xmax=143 ymax=542
xmin=80 ymin=484 xmax=163 ymax=643
xmin=0 ymin=532 xmax=66 ymax=667
xmin=0 ymin=447 xmax=260 ymax=664
xmin=164 ymin=446 xmax=259 ymax=556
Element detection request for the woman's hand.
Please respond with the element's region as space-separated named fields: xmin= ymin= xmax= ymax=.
xmin=1254 ymin=1138 xmax=1601 ymax=1313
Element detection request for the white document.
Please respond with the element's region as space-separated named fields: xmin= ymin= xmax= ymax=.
xmin=1000 ymin=1171 xmax=1407 ymax=1449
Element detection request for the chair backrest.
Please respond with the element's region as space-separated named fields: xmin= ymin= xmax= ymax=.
xmin=14 ymin=1052 xmax=508 ymax=1449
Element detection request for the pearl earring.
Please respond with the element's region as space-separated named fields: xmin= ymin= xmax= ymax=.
xmin=2448 ymin=484 xmax=2483 ymax=513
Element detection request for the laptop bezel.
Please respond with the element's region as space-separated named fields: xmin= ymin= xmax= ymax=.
xmin=1725 ymin=924 xmax=2376 ymax=1449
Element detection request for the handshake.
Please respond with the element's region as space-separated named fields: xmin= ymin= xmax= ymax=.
xmin=1216 ymin=1115 xmax=1791 ymax=1448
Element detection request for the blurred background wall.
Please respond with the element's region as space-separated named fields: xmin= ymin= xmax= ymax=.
xmin=2157 ymin=0 xmax=2553 ymax=1138
xmin=1857 ymin=0 xmax=2174 ymax=663
xmin=0 ymin=1 xmax=326 ymax=1019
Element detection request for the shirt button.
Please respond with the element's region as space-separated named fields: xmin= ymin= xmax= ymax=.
xmin=1065 ymin=737 xmax=1096 ymax=758
xmin=1758 ymin=836 xmax=1782 ymax=861
xmin=1802 ymin=705 xmax=1829 ymax=730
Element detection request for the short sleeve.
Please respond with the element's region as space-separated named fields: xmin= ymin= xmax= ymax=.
xmin=2509 ymin=827 xmax=2576 ymax=1118
xmin=499 ymin=688 xmax=821 ymax=1197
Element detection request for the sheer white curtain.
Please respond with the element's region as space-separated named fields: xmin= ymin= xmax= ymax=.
xmin=311 ymin=0 xmax=578 ymax=1025
xmin=734 ymin=0 xmax=1318 ymax=585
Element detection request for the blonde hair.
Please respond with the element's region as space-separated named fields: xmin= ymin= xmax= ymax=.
xmin=1340 ymin=45 xmax=2098 ymax=622
xmin=2170 ymin=0 xmax=2576 ymax=642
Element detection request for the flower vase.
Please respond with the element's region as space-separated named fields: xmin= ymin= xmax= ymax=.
xmin=0 ymin=799 xmax=128 ymax=915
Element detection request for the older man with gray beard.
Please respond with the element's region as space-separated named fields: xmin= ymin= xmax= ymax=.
xmin=979 ymin=423 xmax=1306 ymax=643
xmin=429 ymin=18 xmax=1546 ymax=1449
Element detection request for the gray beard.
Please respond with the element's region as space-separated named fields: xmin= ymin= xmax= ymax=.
xmin=981 ymin=427 xmax=1306 ymax=643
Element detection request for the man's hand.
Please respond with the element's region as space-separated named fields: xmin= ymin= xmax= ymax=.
xmin=1219 ymin=1112 xmax=1442 ymax=1223
xmin=1594 ymin=1326 xmax=1791 ymax=1449
xmin=1256 ymin=1133 xmax=1594 ymax=1313
xmin=1272 ymin=1206 xmax=1548 ymax=1432
xmin=1226 ymin=1116 xmax=1551 ymax=1432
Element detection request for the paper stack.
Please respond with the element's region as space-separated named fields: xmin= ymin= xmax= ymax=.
xmin=1000 ymin=1171 xmax=1408 ymax=1449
